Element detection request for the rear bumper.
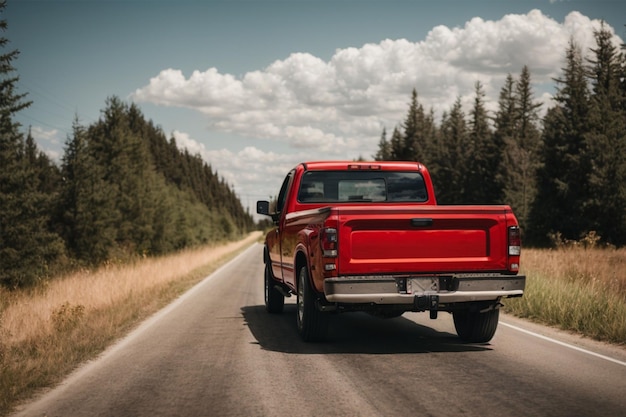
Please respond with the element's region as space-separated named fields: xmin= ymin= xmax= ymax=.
xmin=323 ymin=274 xmax=525 ymax=305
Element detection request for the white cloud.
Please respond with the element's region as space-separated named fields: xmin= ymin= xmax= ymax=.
xmin=134 ymin=10 xmax=620 ymax=138
xmin=30 ymin=126 xmax=61 ymax=145
xmin=171 ymin=130 xmax=206 ymax=155
xmin=137 ymin=10 xmax=623 ymax=218
xmin=172 ymin=130 xmax=307 ymax=212
xmin=29 ymin=126 xmax=63 ymax=162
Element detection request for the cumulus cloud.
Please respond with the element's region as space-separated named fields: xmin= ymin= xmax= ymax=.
xmin=138 ymin=10 xmax=622 ymax=216
xmin=172 ymin=130 xmax=308 ymax=205
xmin=134 ymin=11 xmax=619 ymax=143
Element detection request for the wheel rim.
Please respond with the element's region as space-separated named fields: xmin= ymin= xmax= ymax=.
xmin=297 ymin=268 xmax=305 ymax=326
xmin=264 ymin=266 xmax=269 ymax=305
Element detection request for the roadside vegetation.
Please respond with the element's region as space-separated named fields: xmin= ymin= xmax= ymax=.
xmin=0 ymin=232 xmax=261 ymax=416
xmin=1 ymin=0 xmax=255 ymax=290
xmin=506 ymin=234 xmax=626 ymax=345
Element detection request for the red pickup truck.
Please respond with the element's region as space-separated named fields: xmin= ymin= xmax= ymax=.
xmin=256 ymin=161 xmax=525 ymax=343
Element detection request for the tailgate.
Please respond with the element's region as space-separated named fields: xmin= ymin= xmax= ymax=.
xmin=336 ymin=205 xmax=511 ymax=275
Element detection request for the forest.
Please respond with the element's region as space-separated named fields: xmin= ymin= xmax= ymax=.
xmin=373 ymin=25 xmax=626 ymax=248
xmin=0 ymin=3 xmax=255 ymax=288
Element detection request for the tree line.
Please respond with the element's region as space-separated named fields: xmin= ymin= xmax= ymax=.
xmin=0 ymin=2 xmax=254 ymax=287
xmin=374 ymin=24 xmax=626 ymax=247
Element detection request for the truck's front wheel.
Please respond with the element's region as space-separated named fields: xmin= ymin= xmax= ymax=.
xmin=453 ymin=308 xmax=499 ymax=343
xmin=296 ymin=266 xmax=329 ymax=342
xmin=265 ymin=264 xmax=284 ymax=313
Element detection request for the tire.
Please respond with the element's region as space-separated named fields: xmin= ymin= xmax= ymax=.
xmin=296 ymin=266 xmax=329 ymax=342
xmin=453 ymin=308 xmax=499 ymax=343
xmin=264 ymin=263 xmax=284 ymax=313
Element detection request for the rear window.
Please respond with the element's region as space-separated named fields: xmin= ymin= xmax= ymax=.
xmin=298 ymin=171 xmax=428 ymax=203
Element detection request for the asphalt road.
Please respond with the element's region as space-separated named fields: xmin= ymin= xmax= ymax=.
xmin=13 ymin=243 xmax=626 ymax=417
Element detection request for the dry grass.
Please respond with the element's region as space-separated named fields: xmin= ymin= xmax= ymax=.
xmin=506 ymin=247 xmax=626 ymax=345
xmin=0 ymin=232 xmax=261 ymax=416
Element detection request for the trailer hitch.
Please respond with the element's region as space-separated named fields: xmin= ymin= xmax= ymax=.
xmin=414 ymin=294 xmax=439 ymax=319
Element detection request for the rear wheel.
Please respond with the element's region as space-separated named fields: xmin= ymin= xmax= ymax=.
xmin=296 ymin=266 xmax=329 ymax=342
xmin=453 ymin=308 xmax=499 ymax=343
xmin=264 ymin=263 xmax=284 ymax=313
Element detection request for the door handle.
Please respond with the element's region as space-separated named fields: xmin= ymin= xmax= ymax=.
xmin=411 ymin=218 xmax=433 ymax=227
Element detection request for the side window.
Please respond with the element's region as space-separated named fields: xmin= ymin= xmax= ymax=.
xmin=273 ymin=170 xmax=294 ymax=214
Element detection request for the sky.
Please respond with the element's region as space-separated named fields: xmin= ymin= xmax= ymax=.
xmin=4 ymin=0 xmax=625 ymax=217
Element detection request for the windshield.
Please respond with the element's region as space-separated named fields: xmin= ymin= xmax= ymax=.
xmin=298 ymin=170 xmax=428 ymax=203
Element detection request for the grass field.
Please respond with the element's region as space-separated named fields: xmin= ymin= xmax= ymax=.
xmin=506 ymin=246 xmax=626 ymax=345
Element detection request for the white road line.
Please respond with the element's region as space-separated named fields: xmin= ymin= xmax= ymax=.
xmin=500 ymin=321 xmax=626 ymax=367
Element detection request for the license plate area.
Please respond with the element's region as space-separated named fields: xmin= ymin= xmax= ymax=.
xmin=404 ymin=277 xmax=439 ymax=294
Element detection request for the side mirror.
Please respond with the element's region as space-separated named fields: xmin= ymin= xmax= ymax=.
xmin=256 ymin=200 xmax=271 ymax=216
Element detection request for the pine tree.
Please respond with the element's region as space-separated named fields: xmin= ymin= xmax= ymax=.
xmin=529 ymin=39 xmax=591 ymax=245
xmin=422 ymin=108 xmax=438 ymax=165
xmin=60 ymin=118 xmax=119 ymax=262
xmin=389 ymin=126 xmax=404 ymax=161
xmin=373 ymin=127 xmax=391 ymax=160
xmin=403 ymin=89 xmax=422 ymax=161
xmin=0 ymin=2 xmax=64 ymax=286
xmin=494 ymin=74 xmax=517 ymax=206
xmin=401 ymin=88 xmax=433 ymax=162
xmin=621 ymin=28 xmax=626 ymax=112
xmin=25 ymin=127 xmax=62 ymax=195
xmin=494 ymin=75 xmax=517 ymax=142
xmin=584 ymin=24 xmax=626 ymax=245
xmin=435 ymin=98 xmax=468 ymax=204
xmin=88 ymin=97 xmax=163 ymax=255
xmin=501 ymin=66 xmax=542 ymax=230
xmin=465 ymin=81 xmax=501 ymax=204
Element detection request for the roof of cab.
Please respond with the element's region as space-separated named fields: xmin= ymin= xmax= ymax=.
xmin=301 ymin=161 xmax=424 ymax=171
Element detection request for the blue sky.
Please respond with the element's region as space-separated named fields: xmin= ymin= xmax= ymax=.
xmin=4 ymin=0 xmax=625 ymax=211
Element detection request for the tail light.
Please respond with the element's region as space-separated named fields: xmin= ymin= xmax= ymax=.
xmin=508 ymin=226 xmax=521 ymax=256
xmin=508 ymin=226 xmax=521 ymax=273
xmin=320 ymin=227 xmax=338 ymax=257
